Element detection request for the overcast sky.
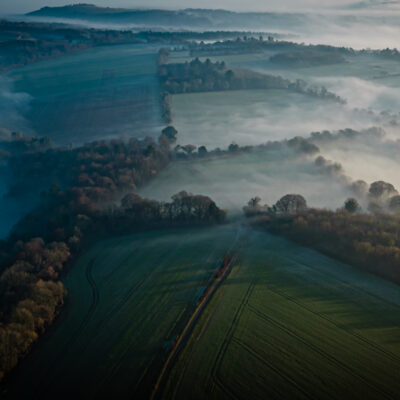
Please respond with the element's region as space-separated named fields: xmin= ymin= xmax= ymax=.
xmin=0 ymin=0 xmax=361 ymax=14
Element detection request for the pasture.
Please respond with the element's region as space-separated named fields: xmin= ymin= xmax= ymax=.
xmin=163 ymin=229 xmax=400 ymax=400
xmin=3 ymin=225 xmax=238 ymax=399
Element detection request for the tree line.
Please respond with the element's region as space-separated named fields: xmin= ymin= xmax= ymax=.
xmin=157 ymin=50 xmax=345 ymax=107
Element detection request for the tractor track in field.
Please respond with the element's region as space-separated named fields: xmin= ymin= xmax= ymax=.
xmin=263 ymin=282 xmax=400 ymax=365
xmin=168 ymin=272 xmax=228 ymax=399
xmin=247 ymin=303 xmax=396 ymax=400
xmin=34 ymin=257 xmax=100 ymax=393
xmin=93 ymin=246 xmax=177 ymax=333
xmin=232 ymin=337 xmax=315 ymax=400
xmin=85 ymin=258 xmax=99 ymax=319
xmin=208 ymin=282 xmax=255 ymax=400
xmin=67 ymin=257 xmax=100 ymax=344
xmin=103 ymin=252 xmax=135 ymax=282
xmin=163 ymin=225 xmax=249 ymax=399
xmin=66 ymin=257 xmax=100 ymax=344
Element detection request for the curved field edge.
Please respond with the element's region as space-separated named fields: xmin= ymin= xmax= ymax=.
xmin=162 ymin=230 xmax=400 ymax=400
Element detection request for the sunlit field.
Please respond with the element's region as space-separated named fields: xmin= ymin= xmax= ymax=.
xmin=163 ymin=229 xmax=400 ymax=400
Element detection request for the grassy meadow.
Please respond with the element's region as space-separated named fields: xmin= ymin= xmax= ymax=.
xmin=163 ymin=229 xmax=400 ymax=400
xmin=3 ymin=225 xmax=238 ymax=399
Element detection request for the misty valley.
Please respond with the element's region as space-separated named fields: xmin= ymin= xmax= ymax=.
xmin=0 ymin=3 xmax=400 ymax=400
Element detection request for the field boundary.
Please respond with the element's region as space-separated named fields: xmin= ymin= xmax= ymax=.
xmin=150 ymin=247 xmax=242 ymax=400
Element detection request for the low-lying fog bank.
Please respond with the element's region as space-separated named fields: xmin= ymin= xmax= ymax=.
xmin=139 ymin=150 xmax=354 ymax=212
xmin=311 ymin=128 xmax=400 ymax=189
xmin=172 ymin=89 xmax=398 ymax=148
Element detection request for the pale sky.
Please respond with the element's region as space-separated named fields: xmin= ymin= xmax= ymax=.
xmin=0 ymin=0 xmax=361 ymax=14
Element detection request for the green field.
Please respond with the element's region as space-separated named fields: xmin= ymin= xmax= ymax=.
xmin=3 ymin=225 xmax=239 ymax=399
xmin=6 ymin=43 xmax=164 ymax=144
xmin=163 ymin=229 xmax=400 ymax=400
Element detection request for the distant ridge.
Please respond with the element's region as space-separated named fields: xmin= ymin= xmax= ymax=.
xmin=345 ymin=0 xmax=399 ymax=9
xmin=27 ymin=4 xmax=213 ymax=27
xmin=26 ymin=4 xmax=308 ymax=29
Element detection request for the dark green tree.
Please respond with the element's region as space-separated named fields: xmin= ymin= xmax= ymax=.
xmin=344 ymin=198 xmax=360 ymax=213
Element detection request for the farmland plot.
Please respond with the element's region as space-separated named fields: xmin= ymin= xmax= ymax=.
xmin=163 ymin=230 xmax=400 ymax=400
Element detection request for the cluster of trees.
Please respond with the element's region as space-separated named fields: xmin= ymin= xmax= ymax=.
xmin=159 ymin=57 xmax=233 ymax=94
xmin=368 ymin=47 xmax=400 ymax=61
xmin=157 ymin=49 xmax=173 ymax=124
xmin=0 ymin=239 xmax=69 ymax=381
xmin=189 ymin=36 xmax=354 ymax=57
xmin=309 ymin=154 xmax=400 ymax=215
xmin=107 ymin=191 xmax=226 ymax=233
xmin=308 ymin=127 xmax=385 ymax=146
xmin=157 ymin=53 xmax=344 ymax=104
xmin=367 ymin=181 xmax=400 ymax=214
xmin=243 ymin=194 xmax=307 ymax=217
xmin=253 ymin=208 xmax=400 ymax=285
xmin=7 ymin=135 xmax=171 ymax=203
xmin=0 ymin=131 xmax=52 ymax=162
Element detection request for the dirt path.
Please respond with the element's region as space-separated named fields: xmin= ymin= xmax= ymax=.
xmin=150 ymin=229 xmax=245 ymax=400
